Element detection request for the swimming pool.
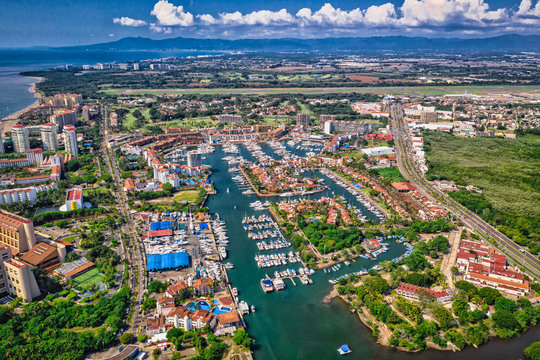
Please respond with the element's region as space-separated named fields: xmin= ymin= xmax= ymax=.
xmin=212 ymin=306 xmax=232 ymax=315
xmin=186 ymin=300 xmax=211 ymax=311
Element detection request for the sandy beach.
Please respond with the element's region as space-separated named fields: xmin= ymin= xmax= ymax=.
xmin=0 ymin=76 xmax=44 ymax=135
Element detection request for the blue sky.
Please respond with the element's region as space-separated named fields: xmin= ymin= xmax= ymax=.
xmin=1 ymin=0 xmax=539 ymax=47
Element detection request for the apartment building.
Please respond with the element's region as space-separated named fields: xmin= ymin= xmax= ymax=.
xmin=63 ymin=125 xmax=78 ymax=156
xmin=217 ymin=114 xmax=242 ymax=124
xmin=11 ymin=126 xmax=30 ymax=153
xmin=40 ymin=123 xmax=58 ymax=151
xmin=0 ymin=247 xmax=40 ymax=301
xmin=0 ymin=210 xmax=36 ymax=254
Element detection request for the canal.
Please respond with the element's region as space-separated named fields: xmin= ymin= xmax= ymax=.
xmin=200 ymin=143 xmax=536 ymax=360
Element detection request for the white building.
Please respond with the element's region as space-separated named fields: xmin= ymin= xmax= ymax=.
xmin=361 ymin=146 xmax=394 ymax=156
xmin=40 ymin=123 xmax=58 ymax=152
xmin=63 ymin=125 xmax=78 ymax=156
xmin=65 ymin=188 xmax=83 ymax=211
xmin=11 ymin=126 xmax=30 ymax=153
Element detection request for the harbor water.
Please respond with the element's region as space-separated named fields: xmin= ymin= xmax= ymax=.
xmin=200 ymin=143 xmax=538 ymax=360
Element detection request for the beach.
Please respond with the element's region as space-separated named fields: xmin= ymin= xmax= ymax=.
xmin=0 ymin=76 xmax=44 ymax=135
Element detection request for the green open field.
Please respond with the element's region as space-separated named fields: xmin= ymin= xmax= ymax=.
xmin=424 ymin=132 xmax=540 ymax=251
xmin=174 ymin=190 xmax=200 ymax=202
xmin=74 ymin=268 xmax=105 ymax=290
xmin=375 ymin=166 xmax=407 ymax=182
xmin=101 ymin=85 xmax=540 ymax=97
xmin=154 ymin=116 xmax=216 ymax=129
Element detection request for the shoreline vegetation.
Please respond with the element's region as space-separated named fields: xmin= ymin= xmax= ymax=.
xmin=0 ymin=76 xmax=44 ymax=135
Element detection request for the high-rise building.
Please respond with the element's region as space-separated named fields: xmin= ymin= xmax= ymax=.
xmin=420 ymin=111 xmax=438 ymax=123
xmin=187 ymin=151 xmax=202 ymax=167
xmin=296 ymin=113 xmax=311 ymax=127
xmin=63 ymin=125 xmax=78 ymax=156
xmin=0 ymin=247 xmax=41 ymax=302
xmin=48 ymin=93 xmax=82 ymax=108
xmin=217 ymin=114 xmax=242 ymax=124
xmin=0 ymin=210 xmax=36 ymax=254
xmin=40 ymin=123 xmax=58 ymax=151
xmin=319 ymin=114 xmax=336 ymax=128
xmin=0 ymin=133 xmax=4 ymax=154
xmin=11 ymin=126 xmax=30 ymax=153
xmin=51 ymin=109 xmax=77 ymax=129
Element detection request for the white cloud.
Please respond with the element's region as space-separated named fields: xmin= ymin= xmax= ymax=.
xmin=149 ymin=23 xmax=173 ymax=34
xmin=151 ymin=0 xmax=194 ymax=26
xmin=108 ymin=1 xmax=537 ymax=37
xmin=113 ymin=17 xmax=147 ymax=27
xmin=399 ymin=0 xmax=507 ymax=26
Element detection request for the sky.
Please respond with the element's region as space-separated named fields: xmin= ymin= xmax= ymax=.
xmin=1 ymin=0 xmax=539 ymax=47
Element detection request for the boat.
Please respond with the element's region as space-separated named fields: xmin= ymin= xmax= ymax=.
xmin=261 ymin=279 xmax=274 ymax=292
xmin=251 ymin=305 xmax=256 ymax=313
xmin=232 ymin=287 xmax=238 ymax=296
xmin=338 ymin=344 xmax=352 ymax=355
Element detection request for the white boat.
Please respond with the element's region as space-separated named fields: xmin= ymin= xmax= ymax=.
xmin=338 ymin=345 xmax=352 ymax=355
xmin=251 ymin=305 xmax=256 ymax=313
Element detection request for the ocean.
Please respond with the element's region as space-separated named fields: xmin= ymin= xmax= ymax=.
xmin=0 ymin=48 xmax=223 ymax=120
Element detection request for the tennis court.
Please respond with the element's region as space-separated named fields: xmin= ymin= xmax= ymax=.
xmin=74 ymin=268 xmax=105 ymax=290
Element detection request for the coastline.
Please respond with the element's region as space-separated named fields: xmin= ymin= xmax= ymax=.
xmin=0 ymin=76 xmax=44 ymax=135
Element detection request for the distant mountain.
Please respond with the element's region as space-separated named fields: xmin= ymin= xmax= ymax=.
xmin=57 ymin=34 xmax=540 ymax=53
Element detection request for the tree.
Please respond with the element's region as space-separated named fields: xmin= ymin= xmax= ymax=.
xmin=478 ymin=287 xmax=501 ymax=305
xmin=451 ymin=266 xmax=459 ymax=275
xmin=492 ymin=309 xmax=520 ymax=330
xmin=137 ymin=334 xmax=147 ymax=343
xmin=363 ymin=276 xmax=390 ymax=294
xmin=464 ymin=324 xmax=489 ymax=346
xmin=232 ymin=329 xmax=253 ymax=350
xmin=494 ymin=297 xmax=518 ymax=313
xmin=120 ymin=332 xmax=135 ymax=345
xmin=167 ymin=327 xmax=184 ymax=341
xmin=524 ymin=341 xmax=540 ymax=360
xmin=148 ymin=280 xmax=169 ymax=293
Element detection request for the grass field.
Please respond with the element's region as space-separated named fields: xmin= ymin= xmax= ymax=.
xmin=74 ymin=268 xmax=105 ymax=290
xmin=424 ymin=132 xmax=540 ymax=249
xmin=174 ymin=190 xmax=200 ymax=202
xmin=374 ymin=166 xmax=407 ymax=182
xmin=101 ymin=85 xmax=540 ymax=97
xmin=154 ymin=116 xmax=216 ymax=129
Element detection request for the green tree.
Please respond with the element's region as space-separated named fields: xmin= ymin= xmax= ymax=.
xmin=137 ymin=334 xmax=147 ymax=343
xmin=524 ymin=341 xmax=540 ymax=360
xmin=120 ymin=332 xmax=135 ymax=345
xmin=232 ymin=329 xmax=253 ymax=350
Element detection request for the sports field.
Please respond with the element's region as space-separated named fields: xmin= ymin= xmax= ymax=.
xmin=74 ymin=268 xmax=105 ymax=290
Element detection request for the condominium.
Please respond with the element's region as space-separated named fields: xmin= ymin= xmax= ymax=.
xmin=0 ymin=247 xmax=41 ymax=302
xmin=319 ymin=114 xmax=336 ymax=128
xmin=0 ymin=133 xmax=4 ymax=154
xmin=217 ymin=114 xmax=242 ymax=124
xmin=0 ymin=210 xmax=36 ymax=254
xmin=11 ymin=126 xmax=30 ymax=153
xmin=40 ymin=123 xmax=58 ymax=151
xmin=48 ymin=93 xmax=82 ymax=108
xmin=187 ymin=151 xmax=202 ymax=168
xmin=51 ymin=109 xmax=77 ymax=129
xmin=63 ymin=125 xmax=78 ymax=156
xmin=296 ymin=113 xmax=311 ymax=127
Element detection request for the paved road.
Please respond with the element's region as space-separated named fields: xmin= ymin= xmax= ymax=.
xmin=389 ymin=104 xmax=540 ymax=281
xmin=100 ymin=104 xmax=147 ymax=333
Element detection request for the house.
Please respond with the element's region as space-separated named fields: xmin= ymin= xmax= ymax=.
xmin=157 ymin=297 xmax=176 ymax=315
xmin=216 ymin=311 xmax=242 ymax=329
xmin=396 ymin=283 xmax=451 ymax=303
xmin=165 ymin=281 xmax=189 ymax=298
xmin=192 ymin=277 xmax=215 ymax=295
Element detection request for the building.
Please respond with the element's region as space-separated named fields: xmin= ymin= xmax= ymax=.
xmin=217 ymin=114 xmax=242 ymax=124
xmin=110 ymin=112 xmax=118 ymax=127
xmin=187 ymin=151 xmax=202 ymax=168
xmin=397 ymin=283 xmax=451 ymax=303
xmin=3 ymin=257 xmax=41 ymax=301
xmin=20 ymin=242 xmax=60 ymax=269
xmin=11 ymin=126 xmax=30 ymax=153
xmin=0 ymin=210 xmax=36 ymax=254
xmin=0 ymin=134 xmax=4 ymax=155
xmin=51 ymin=109 xmax=77 ymax=129
xmin=420 ymin=111 xmax=438 ymax=123
xmin=0 ymin=187 xmax=38 ymax=205
xmin=48 ymin=93 xmax=82 ymax=108
xmin=319 ymin=114 xmax=336 ymax=128
xmin=40 ymin=123 xmax=58 ymax=152
xmin=296 ymin=113 xmax=311 ymax=127
xmin=65 ymin=188 xmax=83 ymax=211
xmin=324 ymin=120 xmax=370 ymax=134
xmin=63 ymin=125 xmax=79 ymax=156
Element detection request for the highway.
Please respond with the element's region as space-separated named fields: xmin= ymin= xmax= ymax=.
xmin=100 ymin=104 xmax=147 ymax=333
xmin=389 ymin=104 xmax=540 ymax=281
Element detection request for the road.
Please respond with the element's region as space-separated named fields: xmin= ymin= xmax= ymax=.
xmin=389 ymin=104 xmax=540 ymax=281
xmin=100 ymin=104 xmax=147 ymax=333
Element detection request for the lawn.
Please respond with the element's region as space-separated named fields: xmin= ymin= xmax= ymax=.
xmin=424 ymin=132 xmax=540 ymax=250
xmin=174 ymin=190 xmax=200 ymax=203
xmin=74 ymin=268 xmax=105 ymax=290
xmin=62 ymin=235 xmax=79 ymax=243
xmin=375 ymin=166 xmax=407 ymax=182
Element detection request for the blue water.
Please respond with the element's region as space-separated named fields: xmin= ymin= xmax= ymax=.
xmin=0 ymin=48 xmax=223 ymax=120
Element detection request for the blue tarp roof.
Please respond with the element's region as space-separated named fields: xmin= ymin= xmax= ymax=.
xmin=199 ymin=223 xmax=209 ymax=230
xmin=339 ymin=345 xmax=350 ymax=352
xmin=147 ymin=252 xmax=189 ymax=271
xmin=150 ymin=221 xmax=172 ymax=231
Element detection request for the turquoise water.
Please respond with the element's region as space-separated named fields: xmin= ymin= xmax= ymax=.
xmin=202 ymin=143 xmax=538 ymax=360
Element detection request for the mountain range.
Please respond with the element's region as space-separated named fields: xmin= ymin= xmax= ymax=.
xmin=57 ymin=34 xmax=540 ymax=53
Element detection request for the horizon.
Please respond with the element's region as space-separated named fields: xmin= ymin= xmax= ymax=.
xmin=1 ymin=0 xmax=540 ymax=47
